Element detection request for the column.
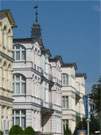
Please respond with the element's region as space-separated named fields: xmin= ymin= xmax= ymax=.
xmin=8 ymin=107 xmax=12 ymax=130
xmin=26 ymin=110 xmax=32 ymax=128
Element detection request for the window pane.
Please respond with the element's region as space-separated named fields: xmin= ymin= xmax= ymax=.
xmin=15 ymin=117 xmax=20 ymax=125
xmin=21 ymin=117 xmax=26 ymax=128
xmin=15 ymin=46 xmax=20 ymax=49
xmin=62 ymin=96 xmax=68 ymax=109
xmin=22 ymin=76 xmax=25 ymax=81
xmin=66 ymin=97 xmax=68 ymax=108
xmin=16 ymin=51 xmax=20 ymax=60
xmin=16 ymin=75 xmax=20 ymax=81
xmin=22 ymin=51 xmax=25 ymax=60
xmin=62 ymin=96 xmax=65 ymax=108
xmin=66 ymin=75 xmax=68 ymax=84
xmin=21 ymin=110 xmax=25 ymax=115
xmin=12 ymin=83 xmax=14 ymax=93
xmin=63 ymin=119 xmax=68 ymax=128
xmin=15 ymin=110 xmax=20 ymax=115
xmin=16 ymin=83 xmax=20 ymax=94
xmin=12 ymin=117 xmax=14 ymax=125
xmin=21 ymin=83 xmax=25 ymax=94
xmin=62 ymin=74 xmax=68 ymax=86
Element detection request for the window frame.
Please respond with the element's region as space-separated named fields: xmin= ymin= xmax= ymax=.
xmin=13 ymin=44 xmax=26 ymax=61
xmin=62 ymin=73 xmax=69 ymax=86
xmin=13 ymin=74 xmax=26 ymax=95
xmin=62 ymin=96 xmax=69 ymax=109
xmin=13 ymin=110 xmax=26 ymax=128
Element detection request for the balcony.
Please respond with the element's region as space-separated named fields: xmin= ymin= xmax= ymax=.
xmin=41 ymin=101 xmax=54 ymax=127
xmin=13 ymin=95 xmax=42 ymax=106
xmin=41 ymin=101 xmax=54 ymax=114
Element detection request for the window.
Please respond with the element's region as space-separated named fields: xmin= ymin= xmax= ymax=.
xmin=13 ymin=44 xmax=26 ymax=61
xmin=63 ymin=119 xmax=69 ymax=128
xmin=62 ymin=73 xmax=68 ymax=86
xmin=62 ymin=96 xmax=69 ymax=109
xmin=13 ymin=74 xmax=26 ymax=95
xmin=13 ymin=110 xmax=26 ymax=128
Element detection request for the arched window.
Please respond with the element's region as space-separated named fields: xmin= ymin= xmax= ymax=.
xmin=13 ymin=44 xmax=26 ymax=61
xmin=62 ymin=73 xmax=69 ymax=86
xmin=13 ymin=74 xmax=26 ymax=95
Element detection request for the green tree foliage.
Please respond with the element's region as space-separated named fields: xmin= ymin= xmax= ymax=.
xmin=91 ymin=78 xmax=101 ymax=113
xmin=64 ymin=124 xmax=72 ymax=135
xmin=73 ymin=118 xmax=86 ymax=135
xmin=9 ymin=125 xmax=24 ymax=135
xmin=24 ymin=127 xmax=35 ymax=135
xmin=0 ymin=131 xmax=3 ymax=135
xmin=90 ymin=77 xmax=101 ymax=132
xmin=74 ymin=117 xmax=100 ymax=135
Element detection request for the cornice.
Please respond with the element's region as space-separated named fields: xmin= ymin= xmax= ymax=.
xmin=0 ymin=95 xmax=13 ymax=102
xmin=0 ymin=51 xmax=13 ymax=62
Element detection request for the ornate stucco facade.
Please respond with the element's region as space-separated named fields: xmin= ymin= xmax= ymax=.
xmin=12 ymin=19 xmax=62 ymax=135
xmin=61 ymin=64 xmax=86 ymax=133
xmin=0 ymin=10 xmax=15 ymax=134
xmin=0 ymin=8 xmax=86 ymax=135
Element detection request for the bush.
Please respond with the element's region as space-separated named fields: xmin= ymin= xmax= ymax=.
xmin=9 ymin=125 xmax=24 ymax=135
xmin=0 ymin=131 xmax=3 ymax=135
xmin=24 ymin=127 xmax=35 ymax=135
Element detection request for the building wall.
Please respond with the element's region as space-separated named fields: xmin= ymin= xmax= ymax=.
xmin=61 ymin=66 xmax=86 ymax=133
xmin=12 ymin=41 xmax=62 ymax=135
xmin=0 ymin=14 xmax=14 ymax=133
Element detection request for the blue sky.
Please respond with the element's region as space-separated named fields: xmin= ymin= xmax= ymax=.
xmin=1 ymin=0 xmax=101 ymax=92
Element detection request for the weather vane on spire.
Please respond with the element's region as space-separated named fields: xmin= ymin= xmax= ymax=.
xmin=34 ymin=5 xmax=38 ymax=23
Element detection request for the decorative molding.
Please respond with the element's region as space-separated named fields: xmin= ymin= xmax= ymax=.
xmin=0 ymin=95 xmax=13 ymax=102
xmin=0 ymin=51 xmax=13 ymax=62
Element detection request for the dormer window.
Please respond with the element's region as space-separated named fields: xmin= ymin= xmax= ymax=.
xmin=13 ymin=44 xmax=26 ymax=61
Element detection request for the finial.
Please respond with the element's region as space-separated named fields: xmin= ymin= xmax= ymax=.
xmin=34 ymin=5 xmax=38 ymax=23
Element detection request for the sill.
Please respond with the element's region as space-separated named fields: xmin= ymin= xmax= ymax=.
xmin=14 ymin=60 xmax=26 ymax=62
xmin=62 ymin=108 xmax=69 ymax=110
xmin=13 ymin=94 xmax=26 ymax=97
xmin=62 ymin=85 xmax=69 ymax=87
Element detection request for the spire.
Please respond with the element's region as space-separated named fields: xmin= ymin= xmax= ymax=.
xmin=31 ymin=5 xmax=43 ymax=46
xmin=34 ymin=5 xmax=38 ymax=23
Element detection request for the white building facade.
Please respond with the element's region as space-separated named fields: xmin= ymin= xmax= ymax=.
xmin=0 ymin=9 xmax=15 ymax=134
xmin=12 ymin=8 xmax=87 ymax=135
xmin=61 ymin=63 xmax=86 ymax=133
xmin=12 ymin=18 xmax=62 ymax=135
